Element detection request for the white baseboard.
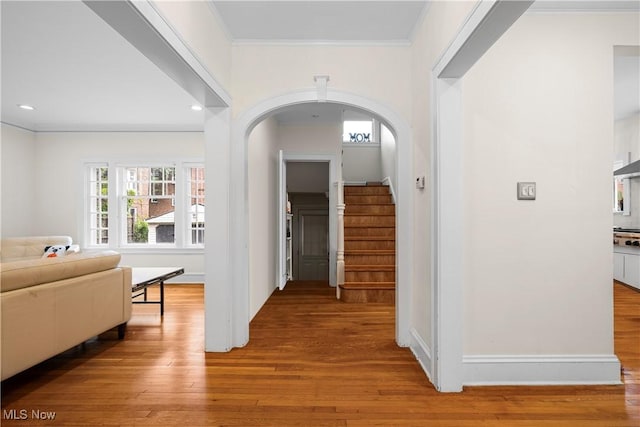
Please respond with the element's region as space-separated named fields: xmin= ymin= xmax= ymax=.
xmin=463 ymin=354 xmax=622 ymax=386
xmin=409 ymin=328 xmax=434 ymax=384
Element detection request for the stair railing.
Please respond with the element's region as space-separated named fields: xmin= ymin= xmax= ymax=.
xmin=382 ymin=176 xmax=397 ymax=204
xmin=336 ymin=180 xmax=345 ymax=299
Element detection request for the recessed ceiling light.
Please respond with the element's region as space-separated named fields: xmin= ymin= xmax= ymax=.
xmin=191 ymin=105 xmax=203 ymax=111
xmin=312 ymin=114 xmax=320 ymax=118
xmin=18 ymin=104 xmax=35 ymax=111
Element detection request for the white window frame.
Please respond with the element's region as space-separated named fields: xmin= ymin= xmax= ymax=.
xmin=118 ymin=164 xmax=178 ymax=248
xmin=185 ymin=163 xmax=205 ymax=247
xmin=83 ymin=159 xmax=205 ymax=252
xmin=613 ymin=160 xmax=631 ymax=216
xmin=85 ymin=163 xmax=110 ymax=247
xmin=342 ymin=118 xmax=380 ymax=145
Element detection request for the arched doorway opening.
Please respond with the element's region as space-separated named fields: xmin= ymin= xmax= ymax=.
xmin=228 ymin=89 xmax=414 ymax=348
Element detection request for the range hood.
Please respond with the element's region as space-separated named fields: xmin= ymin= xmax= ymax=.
xmin=614 ymin=159 xmax=640 ymax=179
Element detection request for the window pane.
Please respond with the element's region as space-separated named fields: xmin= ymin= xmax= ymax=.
xmin=126 ymin=197 xmax=151 ymax=243
xmin=189 ymin=166 xmax=205 ymax=245
xmin=343 ymin=120 xmax=373 ymax=143
xmin=151 ymin=183 xmax=163 ymax=196
xmin=87 ymin=163 xmax=196 ymax=248
xmin=165 ymin=167 xmax=175 ymax=181
xmin=88 ymin=165 xmax=109 ymax=245
xmin=124 ymin=166 xmax=176 ymax=245
xmin=151 ymin=167 xmax=163 ymax=181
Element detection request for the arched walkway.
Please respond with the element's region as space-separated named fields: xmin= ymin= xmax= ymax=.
xmin=228 ymin=89 xmax=414 ymax=348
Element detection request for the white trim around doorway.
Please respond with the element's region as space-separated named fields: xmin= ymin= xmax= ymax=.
xmin=280 ymin=153 xmax=338 ymax=287
xmin=230 ymin=89 xmax=414 ymax=350
xmin=428 ymin=0 xmax=538 ymax=392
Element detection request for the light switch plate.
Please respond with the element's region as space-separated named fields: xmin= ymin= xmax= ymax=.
xmin=517 ymin=182 xmax=536 ymax=200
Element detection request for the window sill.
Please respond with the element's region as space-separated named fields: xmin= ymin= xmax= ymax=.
xmin=342 ymin=142 xmax=381 ymax=147
xmin=86 ymin=246 xmax=204 ymax=255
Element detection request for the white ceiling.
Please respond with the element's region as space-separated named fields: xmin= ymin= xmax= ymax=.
xmin=1 ymin=1 xmax=204 ymax=132
xmin=273 ymin=103 xmax=344 ymax=124
xmin=1 ymin=1 xmax=638 ymax=133
xmin=210 ymin=1 xmax=428 ymax=44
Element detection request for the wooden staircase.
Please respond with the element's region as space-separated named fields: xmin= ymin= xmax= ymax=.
xmin=340 ymin=183 xmax=395 ymax=303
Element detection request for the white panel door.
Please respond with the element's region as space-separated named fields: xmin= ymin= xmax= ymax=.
xmin=277 ymin=151 xmax=288 ymax=290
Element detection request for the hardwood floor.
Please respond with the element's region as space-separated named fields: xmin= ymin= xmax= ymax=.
xmin=1 ymin=281 xmax=638 ymax=426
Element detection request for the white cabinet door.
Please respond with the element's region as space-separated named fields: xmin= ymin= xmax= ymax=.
xmin=624 ymin=254 xmax=640 ymax=290
xmin=614 ymin=251 xmax=640 ymax=290
xmin=614 ymin=252 xmax=626 ymax=282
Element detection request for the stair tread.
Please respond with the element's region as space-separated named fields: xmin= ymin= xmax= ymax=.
xmin=345 ymin=209 xmax=395 ymax=211
xmin=343 ymin=183 xmax=396 ymax=302
xmin=340 ymin=282 xmax=396 ymax=289
xmin=345 ymin=224 xmax=395 ymax=228
xmin=344 ymin=192 xmax=390 ymax=195
xmin=344 ymin=187 xmax=389 ymax=189
xmin=345 ymin=236 xmax=395 ymax=240
xmin=345 ymin=202 xmax=395 ymax=204
xmin=345 ymin=265 xmax=395 ymax=271
xmin=344 ymin=213 xmax=395 ymax=216
xmin=344 ymin=183 xmax=386 ymax=186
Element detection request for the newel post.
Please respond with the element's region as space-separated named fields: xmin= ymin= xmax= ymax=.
xmin=336 ymin=180 xmax=345 ymax=299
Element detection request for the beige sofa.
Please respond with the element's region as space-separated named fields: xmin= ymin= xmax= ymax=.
xmin=0 ymin=236 xmax=132 ymax=380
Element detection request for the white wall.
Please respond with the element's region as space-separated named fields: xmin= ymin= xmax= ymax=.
xmin=231 ymin=45 xmax=411 ymax=120
xmin=248 ymin=117 xmax=279 ymax=319
xmin=410 ymin=0 xmax=478 ymax=351
xmin=276 ymin=122 xmax=342 ymax=159
xmin=462 ymin=12 xmax=639 ymax=355
xmin=614 ymin=113 xmax=640 ymax=228
xmin=1 ymin=124 xmax=37 ymax=237
xmin=342 ymin=145 xmax=382 ymax=183
xmin=152 ymin=0 xmax=232 ymax=92
xmin=615 ymin=113 xmax=640 ymax=162
xmin=32 ymin=131 xmax=205 ymax=280
xmin=380 ymin=123 xmax=397 ymax=193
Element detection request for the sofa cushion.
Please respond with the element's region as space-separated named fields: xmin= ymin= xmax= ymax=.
xmin=0 ymin=250 xmax=121 ymax=293
xmin=1 ymin=236 xmax=73 ymax=262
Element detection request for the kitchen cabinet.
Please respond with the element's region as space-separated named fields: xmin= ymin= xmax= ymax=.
xmin=614 ymin=252 xmax=626 ymax=282
xmin=613 ymin=250 xmax=640 ymax=290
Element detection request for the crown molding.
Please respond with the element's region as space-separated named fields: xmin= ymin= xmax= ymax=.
xmin=231 ymin=39 xmax=412 ymax=47
xmin=527 ymin=1 xmax=640 ymax=14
